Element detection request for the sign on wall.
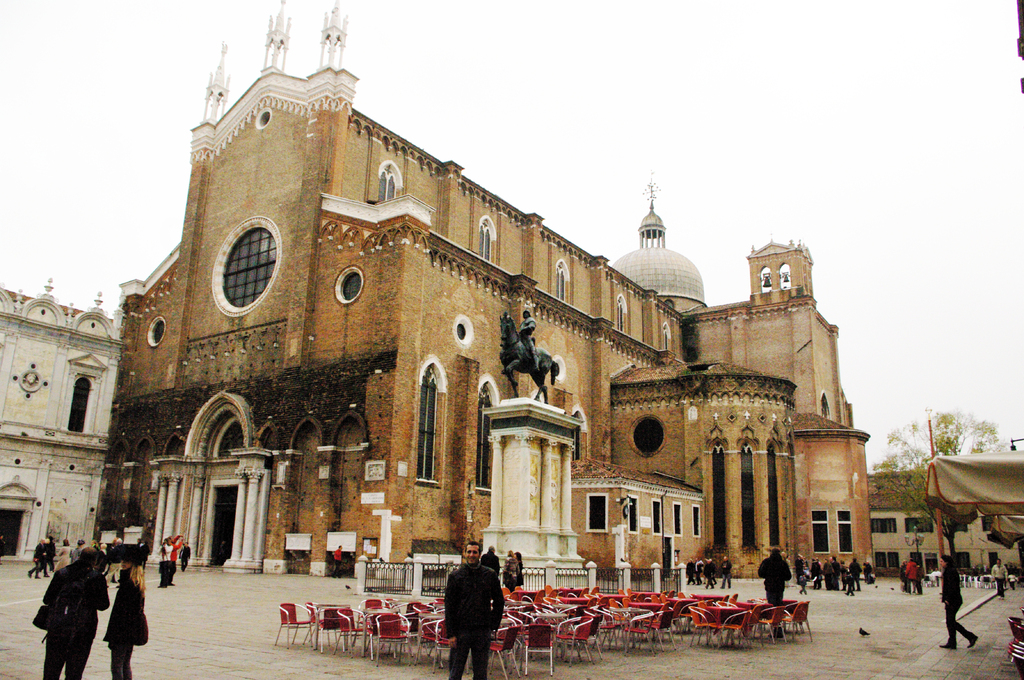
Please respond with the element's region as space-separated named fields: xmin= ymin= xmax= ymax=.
xmin=285 ymin=533 xmax=312 ymax=551
xmin=365 ymin=460 xmax=385 ymax=481
xmin=361 ymin=492 xmax=385 ymax=505
xmin=326 ymin=531 xmax=357 ymax=552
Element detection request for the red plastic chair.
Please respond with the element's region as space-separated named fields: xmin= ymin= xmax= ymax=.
xmin=782 ymin=601 xmax=812 ymax=641
xmin=489 ymin=626 xmax=522 ymax=680
xmin=523 ymin=623 xmax=555 ymax=676
xmin=555 ymin=615 xmax=600 ymax=665
xmin=372 ymin=613 xmax=412 ymax=666
xmin=276 ymin=603 xmax=314 ymax=648
xmin=623 ymin=612 xmax=657 ymax=654
xmin=719 ymin=610 xmax=752 ymax=648
xmin=649 ymin=607 xmax=675 ymax=651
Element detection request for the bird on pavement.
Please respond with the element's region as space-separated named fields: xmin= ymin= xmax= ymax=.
xmin=859 ymin=628 xmax=870 ymax=636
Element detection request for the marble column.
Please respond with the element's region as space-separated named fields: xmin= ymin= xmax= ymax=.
xmin=153 ymin=476 xmax=168 ymax=545
xmin=229 ymin=473 xmax=248 ymax=562
xmin=254 ymin=469 xmax=271 ymax=566
xmin=560 ymin=443 xmax=572 ymax=533
xmin=162 ymin=475 xmax=181 ymax=540
xmin=488 ymin=435 xmax=503 ymax=529
xmin=540 ymin=440 xmax=554 ymax=531
xmin=186 ymin=480 xmax=205 ymax=550
xmin=240 ymin=470 xmax=263 ymax=562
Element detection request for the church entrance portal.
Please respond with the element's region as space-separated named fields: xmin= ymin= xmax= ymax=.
xmin=210 ymin=486 xmax=237 ymax=566
xmin=0 ymin=510 xmax=22 ymax=555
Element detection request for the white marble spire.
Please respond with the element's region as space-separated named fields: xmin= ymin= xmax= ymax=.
xmin=203 ymin=43 xmax=231 ymax=122
xmin=319 ymin=0 xmax=348 ymax=71
xmin=263 ymin=0 xmax=292 ymax=73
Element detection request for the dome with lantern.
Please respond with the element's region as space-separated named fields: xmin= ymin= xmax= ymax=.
xmin=612 ymin=199 xmax=705 ymax=310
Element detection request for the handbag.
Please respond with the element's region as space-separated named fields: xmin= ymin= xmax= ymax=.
xmin=136 ymin=603 xmax=149 ymax=646
xmin=33 ymin=604 xmax=49 ymax=630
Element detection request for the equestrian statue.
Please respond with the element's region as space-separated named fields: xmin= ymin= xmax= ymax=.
xmin=500 ymin=309 xmax=559 ymax=403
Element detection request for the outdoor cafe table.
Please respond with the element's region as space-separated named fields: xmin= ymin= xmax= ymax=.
xmin=556 ymin=588 xmax=585 ymax=596
xmin=511 ymin=590 xmax=542 ymax=601
xmin=557 ymin=597 xmax=592 ymax=606
xmin=630 ymin=601 xmax=668 ymax=613
xmin=704 ymin=605 xmax=744 ymax=626
xmin=690 ymin=593 xmax=729 ymax=601
xmin=534 ymin=610 xmax=569 ymax=623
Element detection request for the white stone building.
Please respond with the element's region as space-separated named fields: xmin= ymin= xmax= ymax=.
xmin=0 ymin=282 xmax=121 ymax=558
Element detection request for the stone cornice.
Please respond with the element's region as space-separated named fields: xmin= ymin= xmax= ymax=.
xmin=321 ymin=193 xmax=434 ymax=228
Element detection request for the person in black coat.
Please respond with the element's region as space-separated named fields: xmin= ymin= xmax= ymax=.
xmin=480 ymin=546 xmax=500 ymax=574
xmin=45 ymin=535 xmax=57 ymax=572
xmin=758 ymin=548 xmax=792 ymax=639
xmin=445 ymin=541 xmax=504 ymax=680
xmin=104 ymin=545 xmax=147 ymax=680
xmin=939 ymin=554 xmax=978 ymax=649
xmin=42 ymin=547 xmax=110 ymax=680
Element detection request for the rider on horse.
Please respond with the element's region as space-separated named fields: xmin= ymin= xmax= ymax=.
xmin=520 ymin=310 xmax=537 ymax=371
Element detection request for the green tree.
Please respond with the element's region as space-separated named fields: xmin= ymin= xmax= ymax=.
xmin=873 ymin=410 xmax=1002 ymax=559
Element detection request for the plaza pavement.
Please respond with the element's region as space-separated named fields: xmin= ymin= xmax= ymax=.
xmin=0 ymin=560 xmax=1020 ymax=680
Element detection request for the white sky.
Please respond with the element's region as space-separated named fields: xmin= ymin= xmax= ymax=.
xmin=2 ymin=1 xmax=1021 ymax=467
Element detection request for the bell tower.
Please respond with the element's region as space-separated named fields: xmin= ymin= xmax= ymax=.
xmin=747 ymin=240 xmax=814 ymax=304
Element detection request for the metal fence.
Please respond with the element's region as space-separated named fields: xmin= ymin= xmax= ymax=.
xmin=521 ymin=567 xmax=546 ymax=590
xmin=421 ymin=563 xmax=458 ymax=597
xmin=596 ymin=567 xmax=623 ymax=593
xmin=632 ymin=568 xmax=654 ymax=592
xmin=364 ymin=562 xmax=413 ymax=595
xmin=663 ymin=568 xmax=682 ymax=593
xmin=555 ymin=568 xmax=589 ymax=589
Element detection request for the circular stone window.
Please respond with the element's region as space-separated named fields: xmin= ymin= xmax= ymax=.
xmin=633 ymin=417 xmax=665 ymax=456
xmin=452 ymin=314 xmax=474 ymax=349
xmin=148 ymin=317 xmax=166 ymax=347
xmin=212 ymin=217 xmax=282 ymax=317
xmin=335 ymin=267 xmax=364 ymax=304
xmin=255 ymin=109 xmax=272 ymax=129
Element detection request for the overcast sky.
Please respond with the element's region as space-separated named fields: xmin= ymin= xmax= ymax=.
xmin=2 ymin=1 xmax=1021 ymax=466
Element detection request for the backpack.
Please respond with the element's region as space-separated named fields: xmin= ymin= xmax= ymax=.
xmin=47 ymin=571 xmax=90 ymax=638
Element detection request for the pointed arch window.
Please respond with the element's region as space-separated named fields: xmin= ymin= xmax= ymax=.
xmin=616 ymin=296 xmax=627 ymax=332
xmin=767 ymin=441 xmax=780 ymax=546
xmin=417 ymin=367 xmax=438 ymax=480
xmin=475 ymin=386 xmax=492 ymax=488
xmin=378 ymin=165 xmax=398 ymax=202
xmin=821 ymin=393 xmax=830 ymax=419
xmin=67 ymin=377 xmax=91 ymax=432
xmin=712 ymin=444 xmax=726 ymax=545
xmin=662 ymin=323 xmax=671 ymax=351
xmin=555 ymin=261 xmax=569 ymax=302
xmin=479 ymin=219 xmax=494 ymax=263
xmin=741 ymin=443 xmax=756 ymax=547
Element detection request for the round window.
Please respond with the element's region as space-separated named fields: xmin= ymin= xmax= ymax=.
xmin=452 ymin=314 xmax=474 ymax=349
xmin=456 ymin=323 xmax=467 ymax=340
xmin=223 ymin=228 xmax=277 ymax=307
xmin=633 ymin=418 xmax=665 ymax=455
xmin=148 ymin=317 xmax=166 ymax=347
xmin=256 ymin=109 xmax=272 ymax=129
xmin=335 ymin=268 xmax=363 ymax=304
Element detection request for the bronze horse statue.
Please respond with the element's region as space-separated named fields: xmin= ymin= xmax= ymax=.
xmin=500 ymin=311 xmax=559 ymax=403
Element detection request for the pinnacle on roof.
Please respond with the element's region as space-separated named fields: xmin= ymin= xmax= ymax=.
xmin=203 ymin=43 xmax=231 ymax=123
xmin=263 ymin=0 xmax=292 ymax=73
xmin=319 ymin=0 xmax=349 ymax=71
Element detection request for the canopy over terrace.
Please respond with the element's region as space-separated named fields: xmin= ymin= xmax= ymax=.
xmin=988 ymin=515 xmax=1024 ymax=549
xmin=925 ymin=451 xmax=1024 ymax=525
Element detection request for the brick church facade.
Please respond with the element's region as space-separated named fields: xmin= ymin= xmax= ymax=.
xmin=98 ymin=3 xmax=870 ymax=576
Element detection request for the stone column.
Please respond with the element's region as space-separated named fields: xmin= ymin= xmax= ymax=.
xmin=153 ymin=476 xmax=168 ymax=545
xmin=240 ymin=470 xmax=263 ymax=562
xmin=186 ymin=480 xmax=204 ymax=550
xmin=254 ymin=468 xmax=271 ymax=566
xmin=162 ymin=474 xmax=181 ymax=541
xmin=539 ymin=440 xmax=554 ymax=531
xmin=560 ymin=444 xmax=572 ymax=533
xmin=488 ymin=435 xmax=503 ymax=529
xmin=229 ymin=472 xmax=248 ymax=562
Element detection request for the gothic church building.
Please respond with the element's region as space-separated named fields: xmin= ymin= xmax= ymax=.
xmin=99 ymin=3 xmax=870 ymax=576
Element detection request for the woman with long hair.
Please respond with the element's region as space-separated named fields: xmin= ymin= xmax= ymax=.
xmin=514 ymin=551 xmax=525 ymax=589
xmin=104 ymin=545 xmax=147 ymax=679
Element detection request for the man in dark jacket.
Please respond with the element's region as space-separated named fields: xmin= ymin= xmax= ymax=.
xmin=704 ymin=559 xmax=717 ymax=589
xmin=721 ymin=556 xmax=733 ymax=589
xmin=939 ymin=554 xmax=978 ymax=649
xmin=445 ymin=540 xmax=504 ymax=680
xmin=849 ymin=558 xmax=862 ymax=592
xmin=45 ymin=535 xmax=57 ymax=572
xmin=758 ymin=548 xmax=792 ymax=638
xmin=480 ymin=546 xmax=500 ymax=573
xmin=42 ymin=547 xmax=110 ymax=680
xmin=29 ymin=538 xmax=49 ymax=578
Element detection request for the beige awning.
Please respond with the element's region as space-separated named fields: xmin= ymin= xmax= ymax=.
xmin=925 ymin=451 xmax=1024 ymax=525
xmin=988 ymin=515 xmax=1024 ymax=549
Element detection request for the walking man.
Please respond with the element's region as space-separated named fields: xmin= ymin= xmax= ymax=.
xmin=29 ymin=538 xmax=49 ymax=578
xmin=721 ymin=556 xmax=733 ymax=589
xmin=849 ymin=557 xmax=862 ymax=592
xmin=444 ymin=540 xmax=504 ymax=680
xmin=991 ymin=558 xmax=1008 ymax=599
xmin=180 ymin=542 xmax=192 ymax=571
xmin=939 ymin=554 xmax=978 ymax=649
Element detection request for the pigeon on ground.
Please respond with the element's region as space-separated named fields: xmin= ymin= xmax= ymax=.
xmin=859 ymin=628 xmax=870 ymax=636
xmin=345 ymin=585 xmax=351 ymax=589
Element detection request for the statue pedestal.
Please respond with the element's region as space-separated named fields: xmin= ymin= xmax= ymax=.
xmin=482 ymin=398 xmax=582 ymax=569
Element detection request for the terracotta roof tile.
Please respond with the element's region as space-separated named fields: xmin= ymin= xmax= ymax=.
xmin=791 ymin=412 xmax=854 ymax=431
xmin=612 ymin=361 xmax=787 ymax=386
xmin=571 ymin=458 xmax=701 ymax=493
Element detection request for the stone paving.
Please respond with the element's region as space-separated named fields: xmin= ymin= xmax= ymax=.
xmin=0 ymin=560 xmax=1021 ymax=680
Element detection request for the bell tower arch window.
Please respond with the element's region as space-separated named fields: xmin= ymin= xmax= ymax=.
xmin=779 ymin=263 xmax=792 ymax=290
xmin=760 ymin=266 xmax=773 ymax=292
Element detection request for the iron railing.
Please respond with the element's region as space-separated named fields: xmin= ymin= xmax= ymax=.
xmin=632 ymin=568 xmax=654 ymax=592
xmin=364 ymin=562 xmax=413 ymax=595
xmin=596 ymin=567 xmax=623 ymax=593
xmin=421 ymin=563 xmax=458 ymax=597
xmin=663 ymin=568 xmax=682 ymax=593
